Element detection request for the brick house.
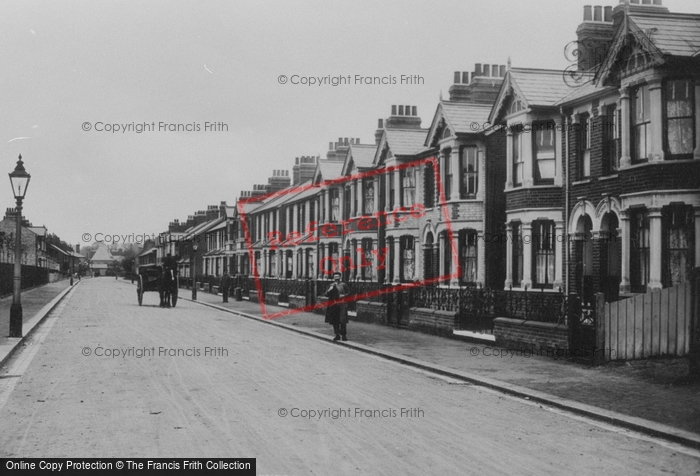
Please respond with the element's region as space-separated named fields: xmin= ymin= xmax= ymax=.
xmin=561 ymin=0 xmax=700 ymax=300
xmin=419 ymin=65 xmax=507 ymax=288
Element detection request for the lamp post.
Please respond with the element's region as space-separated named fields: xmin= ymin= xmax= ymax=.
xmin=191 ymin=242 xmax=198 ymax=300
xmin=9 ymin=155 xmax=30 ymax=338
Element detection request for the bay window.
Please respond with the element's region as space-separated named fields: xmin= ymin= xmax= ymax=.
xmin=512 ymin=126 xmax=523 ymax=186
xmin=330 ymin=189 xmax=340 ymax=223
xmin=424 ymin=162 xmax=435 ymax=208
xmin=579 ymin=114 xmax=591 ymax=178
xmin=401 ymin=168 xmax=416 ymax=207
xmin=460 ymin=147 xmax=478 ymax=199
xmin=604 ymin=105 xmax=621 ymax=174
xmin=631 ymin=83 xmax=651 ymax=163
xmin=459 ymin=230 xmax=477 ymax=285
xmin=665 ymin=79 xmax=695 ymax=159
xmin=533 ymin=122 xmax=556 ymax=184
xmin=512 ymin=223 xmax=523 ymax=287
xmin=400 ymin=236 xmax=415 ymax=282
xmin=363 ymin=179 xmax=374 ymax=215
xmin=532 ymin=221 xmax=555 ymax=288
xmin=630 ymin=209 xmax=650 ymax=293
xmin=663 ymin=205 xmax=694 ymax=287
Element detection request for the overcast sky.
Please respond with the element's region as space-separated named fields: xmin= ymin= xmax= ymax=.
xmin=1 ymin=0 xmax=698 ymax=248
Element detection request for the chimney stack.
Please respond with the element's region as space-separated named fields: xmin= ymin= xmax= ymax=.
xmin=375 ymin=119 xmax=384 ymax=145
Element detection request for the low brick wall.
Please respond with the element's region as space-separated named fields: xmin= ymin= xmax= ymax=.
xmin=408 ymin=308 xmax=456 ymax=337
xmin=314 ymin=297 xmax=329 ymax=315
xmin=355 ymin=301 xmax=387 ymax=325
xmin=493 ymin=317 xmax=569 ymax=352
xmin=288 ymin=295 xmax=306 ymax=309
xmin=265 ymin=292 xmax=280 ymax=306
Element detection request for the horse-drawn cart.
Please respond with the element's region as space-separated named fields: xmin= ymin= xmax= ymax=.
xmin=137 ymin=264 xmax=179 ymax=307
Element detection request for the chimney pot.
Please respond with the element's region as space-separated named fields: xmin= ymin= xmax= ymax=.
xmin=653 ymin=0 xmax=662 ymax=4
xmin=453 ymin=71 xmax=460 ymax=83
xmin=593 ymin=5 xmax=602 ymax=21
xmin=474 ymin=63 xmax=482 ymax=77
xmin=583 ymin=5 xmax=592 ymax=21
xmin=483 ymin=64 xmax=490 ymax=77
xmin=404 ymin=105 xmax=410 ymax=116
xmin=491 ymin=64 xmax=499 ymax=77
xmin=604 ymin=5 xmax=612 ymax=21
xmin=391 ymin=105 xmax=397 ymax=115
xmin=356 ymin=137 xmax=360 ymax=144
xmin=398 ymin=105 xmax=404 ymax=115
xmin=412 ymin=106 xmax=417 ymax=116
xmin=344 ymin=137 xmax=349 ymax=145
xmin=642 ymin=0 xmax=651 ymax=4
xmin=378 ymin=118 xmax=383 ymax=128
xmin=462 ymin=72 xmax=469 ymax=84
xmin=499 ymin=65 xmax=506 ymax=77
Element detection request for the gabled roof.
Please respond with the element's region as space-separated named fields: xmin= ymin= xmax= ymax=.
xmin=425 ymin=101 xmax=492 ymax=147
xmin=342 ymin=143 xmax=376 ymax=175
xmin=384 ymin=128 xmax=428 ymax=157
xmin=509 ymin=68 xmax=574 ymax=107
xmin=315 ymin=159 xmax=344 ymax=183
xmin=183 ymin=216 xmax=225 ymax=239
xmin=28 ymin=226 xmax=47 ymax=236
xmin=630 ymin=11 xmax=700 ymax=57
xmin=91 ymin=245 xmax=114 ymax=262
xmin=49 ymin=243 xmax=69 ymax=256
xmin=136 ymin=247 xmax=157 ymax=258
xmin=489 ymin=68 xmax=575 ymax=124
xmin=596 ymin=10 xmax=700 ymax=86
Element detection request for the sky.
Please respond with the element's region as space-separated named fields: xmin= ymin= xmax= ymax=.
xmin=1 ymin=0 xmax=699 ymax=249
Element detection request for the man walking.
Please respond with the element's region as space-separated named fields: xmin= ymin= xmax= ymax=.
xmin=324 ymin=272 xmax=349 ymax=341
xmin=221 ymin=273 xmax=231 ymax=303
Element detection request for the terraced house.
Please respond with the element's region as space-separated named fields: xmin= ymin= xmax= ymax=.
xmin=152 ymin=0 xmax=699 ymax=362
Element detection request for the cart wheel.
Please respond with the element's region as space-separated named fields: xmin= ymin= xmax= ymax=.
xmin=137 ymin=276 xmax=143 ymax=306
xmin=172 ymin=288 xmax=178 ymax=307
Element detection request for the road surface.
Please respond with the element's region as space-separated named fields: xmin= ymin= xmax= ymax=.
xmin=0 ymin=278 xmax=698 ymax=475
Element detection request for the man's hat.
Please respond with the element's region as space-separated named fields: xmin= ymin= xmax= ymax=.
xmin=333 ymin=272 xmax=342 ymax=277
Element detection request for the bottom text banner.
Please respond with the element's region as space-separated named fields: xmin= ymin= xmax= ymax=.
xmin=3 ymin=458 xmax=255 ymax=475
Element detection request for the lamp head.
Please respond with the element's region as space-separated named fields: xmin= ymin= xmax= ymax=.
xmin=9 ymin=154 xmax=30 ymax=200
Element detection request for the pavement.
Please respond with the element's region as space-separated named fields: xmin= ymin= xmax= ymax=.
xmin=184 ymin=287 xmax=700 ymax=449
xmin=0 ymin=278 xmax=73 ymax=368
xmin=1 ymin=278 xmax=699 ymax=450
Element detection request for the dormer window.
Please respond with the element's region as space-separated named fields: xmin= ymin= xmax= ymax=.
xmin=533 ymin=121 xmax=556 ymax=184
xmin=666 ymin=79 xmax=695 ymax=159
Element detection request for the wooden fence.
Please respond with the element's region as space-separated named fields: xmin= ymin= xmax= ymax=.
xmin=602 ymin=280 xmax=697 ymax=361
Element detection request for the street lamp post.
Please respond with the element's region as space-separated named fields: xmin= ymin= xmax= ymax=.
xmin=9 ymin=155 xmax=30 ymax=338
xmin=191 ymin=242 xmax=198 ymax=300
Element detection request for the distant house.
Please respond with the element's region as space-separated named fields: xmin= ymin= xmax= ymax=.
xmin=90 ymin=243 xmax=114 ymax=276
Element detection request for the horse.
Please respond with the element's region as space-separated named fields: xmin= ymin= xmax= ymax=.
xmin=159 ymin=267 xmax=175 ymax=308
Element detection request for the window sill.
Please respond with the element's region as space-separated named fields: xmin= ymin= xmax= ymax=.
xmin=505 ymin=184 xmax=561 ymax=192
xmin=622 ymin=158 xmax=697 ymax=171
xmin=571 ymin=179 xmax=592 ymax=186
xmin=599 ymin=174 xmax=619 ymax=181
